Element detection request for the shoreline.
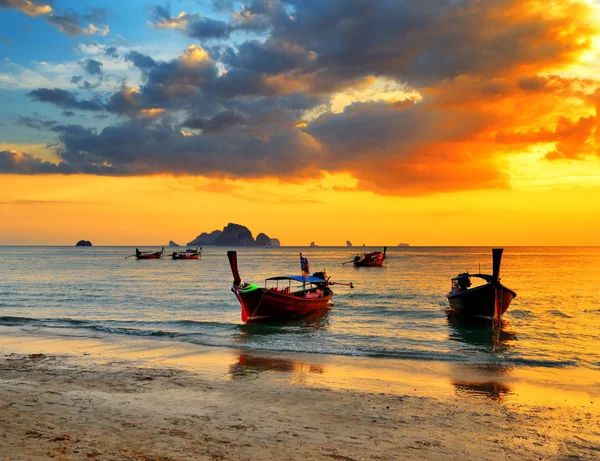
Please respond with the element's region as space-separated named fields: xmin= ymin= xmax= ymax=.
xmin=1 ymin=325 xmax=599 ymax=406
xmin=1 ymin=326 xmax=599 ymax=460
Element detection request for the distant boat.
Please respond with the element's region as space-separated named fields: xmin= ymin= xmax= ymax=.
xmin=347 ymin=247 xmax=387 ymax=267
xmin=227 ymin=251 xmax=353 ymax=323
xmin=447 ymin=248 xmax=516 ymax=324
xmin=135 ymin=248 xmax=164 ymax=259
xmin=398 ymin=242 xmax=410 ymax=247
xmin=171 ymin=247 xmax=201 ymax=259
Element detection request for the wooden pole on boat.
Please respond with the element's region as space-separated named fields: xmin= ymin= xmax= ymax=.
xmin=329 ymin=281 xmax=354 ymax=288
xmin=492 ymin=248 xmax=503 ymax=282
xmin=492 ymin=248 xmax=503 ymax=330
xmin=227 ymin=251 xmax=242 ymax=286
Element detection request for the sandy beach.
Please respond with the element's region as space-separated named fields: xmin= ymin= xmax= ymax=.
xmin=1 ymin=327 xmax=599 ymax=461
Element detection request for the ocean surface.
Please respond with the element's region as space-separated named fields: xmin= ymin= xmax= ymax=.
xmin=1 ymin=246 xmax=600 ymax=371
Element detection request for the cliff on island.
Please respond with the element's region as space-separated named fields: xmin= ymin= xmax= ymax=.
xmin=187 ymin=223 xmax=281 ymax=246
xmin=75 ymin=240 xmax=92 ymax=247
xmin=346 ymin=241 xmax=352 ymax=247
xmin=168 ymin=240 xmax=180 ymax=247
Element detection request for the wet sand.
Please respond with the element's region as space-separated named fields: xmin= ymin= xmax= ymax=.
xmin=1 ymin=326 xmax=599 ymax=460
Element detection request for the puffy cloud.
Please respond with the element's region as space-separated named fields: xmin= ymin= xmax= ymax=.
xmin=1 ymin=1 xmax=111 ymax=36
xmin=0 ymin=0 xmax=52 ymax=17
xmin=45 ymin=11 xmax=110 ymax=37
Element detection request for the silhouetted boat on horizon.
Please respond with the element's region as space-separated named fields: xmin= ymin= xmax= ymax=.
xmin=134 ymin=248 xmax=164 ymax=259
xmin=446 ymin=248 xmax=516 ymax=325
xmin=171 ymin=247 xmax=201 ymax=259
xmin=345 ymin=247 xmax=387 ymax=267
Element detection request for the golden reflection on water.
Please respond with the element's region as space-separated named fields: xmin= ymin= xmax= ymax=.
xmin=229 ymin=354 xmax=325 ymax=381
xmin=2 ymin=326 xmax=599 ymax=412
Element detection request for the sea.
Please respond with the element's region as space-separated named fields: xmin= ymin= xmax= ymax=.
xmin=1 ymin=246 xmax=600 ymax=373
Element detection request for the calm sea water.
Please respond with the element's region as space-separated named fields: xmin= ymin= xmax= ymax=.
xmin=1 ymin=246 xmax=599 ymax=370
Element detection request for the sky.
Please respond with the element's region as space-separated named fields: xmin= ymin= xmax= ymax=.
xmin=1 ymin=0 xmax=600 ymax=246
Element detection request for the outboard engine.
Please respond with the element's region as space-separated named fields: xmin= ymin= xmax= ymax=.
xmin=311 ymin=271 xmax=329 ymax=288
xmin=456 ymin=273 xmax=472 ymax=289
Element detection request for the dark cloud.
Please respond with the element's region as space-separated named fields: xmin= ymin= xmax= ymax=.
xmin=149 ymin=3 xmax=270 ymax=39
xmin=186 ymin=15 xmax=230 ymax=38
xmin=104 ymin=46 xmax=118 ymax=58
xmin=44 ymin=8 xmax=110 ymax=36
xmin=70 ymin=75 xmax=83 ymax=84
xmin=15 ymin=114 xmax=57 ymax=130
xmin=183 ymin=110 xmax=245 ymax=133
xmin=42 ymin=119 xmax=324 ymax=177
xmin=222 ymin=39 xmax=314 ymax=75
xmin=7 ymin=0 xmax=600 ymax=196
xmin=126 ymin=46 xmax=218 ymax=106
xmin=0 ymin=149 xmax=111 ymax=174
xmin=28 ymin=88 xmax=105 ymax=112
xmin=80 ymin=58 xmax=103 ymax=76
xmin=125 ymin=51 xmax=157 ymax=70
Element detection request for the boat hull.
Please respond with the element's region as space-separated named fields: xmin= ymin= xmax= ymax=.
xmin=172 ymin=253 xmax=200 ymax=259
xmin=232 ymin=286 xmax=333 ymax=323
xmin=447 ymin=283 xmax=515 ymax=320
xmin=353 ymin=259 xmax=385 ymax=267
xmin=136 ymin=252 xmax=163 ymax=259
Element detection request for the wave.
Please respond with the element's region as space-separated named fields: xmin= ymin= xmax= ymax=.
xmin=0 ymin=315 xmax=38 ymax=325
xmin=547 ymin=310 xmax=573 ymax=319
xmin=509 ymin=309 xmax=535 ymax=319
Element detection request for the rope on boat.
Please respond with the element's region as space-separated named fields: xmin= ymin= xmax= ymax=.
xmin=250 ymin=289 xmax=267 ymax=320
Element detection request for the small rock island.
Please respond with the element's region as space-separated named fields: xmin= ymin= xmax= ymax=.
xmin=75 ymin=240 xmax=92 ymax=247
xmin=187 ymin=223 xmax=281 ymax=246
xmin=168 ymin=240 xmax=180 ymax=247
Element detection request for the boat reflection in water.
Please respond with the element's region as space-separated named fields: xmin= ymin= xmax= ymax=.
xmin=447 ymin=315 xmax=516 ymax=401
xmin=235 ymin=307 xmax=332 ymax=342
xmin=229 ymin=353 xmax=324 ymax=380
xmin=452 ymin=363 xmax=513 ymax=401
xmin=446 ymin=313 xmax=517 ymax=351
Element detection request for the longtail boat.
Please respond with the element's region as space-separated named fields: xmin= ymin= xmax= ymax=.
xmin=171 ymin=247 xmax=201 ymax=260
xmin=227 ymin=251 xmax=353 ymax=323
xmin=135 ymin=247 xmax=164 ymax=259
xmin=346 ymin=247 xmax=387 ymax=267
xmin=447 ymin=248 xmax=516 ymax=326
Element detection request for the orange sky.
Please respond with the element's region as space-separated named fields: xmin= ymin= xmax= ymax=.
xmin=1 ymin=0 xmax=600 ymax=246
xmin=1 ymin=169 xmax=599 ymax=246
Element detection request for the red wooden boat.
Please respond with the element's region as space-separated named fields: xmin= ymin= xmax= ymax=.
xmin=171 ymin=247 xmax=201 ymax=259
xmin=135 ymin=247 xmax=164 ymax=259
xmin=349 ymin=247 xmax=387 ymax=267
xmin=447 ymin=248 xmax=516 ymax=325
xmin=227 ymin=251 xmax=353 ymax=323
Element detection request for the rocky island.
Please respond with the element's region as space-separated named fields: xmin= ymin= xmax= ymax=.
xmin=187 ymin=223 xmax=281 ymax=247
xmin=75 ymin=240 xmax=92 ymax=247
xmin=168 ymin=240 xmax=180 ymax=247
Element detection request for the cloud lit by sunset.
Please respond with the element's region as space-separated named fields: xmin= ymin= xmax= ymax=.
xmin=1 ymin=0 xmax=599 ymax=245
